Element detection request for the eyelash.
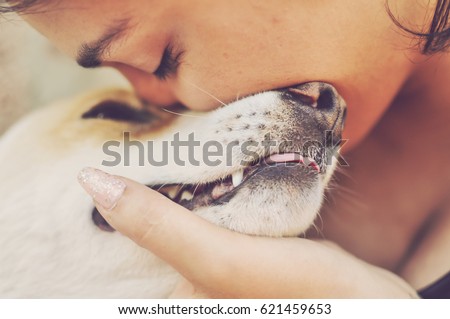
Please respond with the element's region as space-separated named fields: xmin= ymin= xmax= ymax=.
xmin=153 ymin=45 xmax=184 ymax=80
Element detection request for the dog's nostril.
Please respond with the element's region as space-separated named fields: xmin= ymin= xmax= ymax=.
xmin=287 ymin=88 xmax=318 ymax=106
xmin=316 ymin=88 xmax=335 ymax=111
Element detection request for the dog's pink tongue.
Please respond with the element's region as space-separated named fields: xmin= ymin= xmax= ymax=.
xmin=267 ymin=153 xmax=304 ymax=163
xmin=267 ymin=153 xmax=320 ymax=172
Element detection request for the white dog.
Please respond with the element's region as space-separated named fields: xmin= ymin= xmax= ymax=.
xmin=0 ymin=83 xmax=346 ymax=297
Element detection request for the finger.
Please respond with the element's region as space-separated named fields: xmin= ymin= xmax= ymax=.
xmin=169 ymin=278 xmax=210 ymax=299
xmin=76 ymin=167 xmax=352 ymax=297
xmin=77 ymin=167 xmax=245 ymax=291
xmin=77 ymin=167 xmax=416 ymax=298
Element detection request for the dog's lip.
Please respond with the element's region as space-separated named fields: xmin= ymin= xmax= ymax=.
xmin=92 ymin=207 xmax=115 ymax=232
xmin=92 ymin=153 xmax=319 ymax=232
xmin=149 ymin=153 xmax=320 ymax=209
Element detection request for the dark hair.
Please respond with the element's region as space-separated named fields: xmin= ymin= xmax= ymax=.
xmin=0 ymin=0 xmax=41 ymax=14
xmin=388 ymin=0 xmax=450 ymax=54
xmin=1 ymin=0 xmax=449 ymax=55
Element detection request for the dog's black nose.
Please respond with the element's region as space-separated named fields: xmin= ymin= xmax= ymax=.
xmin=285 ymin=82 xmax=347 ymax=134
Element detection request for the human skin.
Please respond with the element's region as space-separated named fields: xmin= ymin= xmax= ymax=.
xmin=23 ymin=0 xmax=430 ymax=149
xmin=20 ymin=0 xmax=450 ymax=297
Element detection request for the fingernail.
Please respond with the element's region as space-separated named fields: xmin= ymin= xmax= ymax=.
xmin=77 ymin=167 xmax=126 ymax=210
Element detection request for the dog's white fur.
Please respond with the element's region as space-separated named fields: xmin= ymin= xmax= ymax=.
xmin=0 ymin=87 xmax=342 ymax=297
xmin=0 ymin=20 xmax=30 ymax=135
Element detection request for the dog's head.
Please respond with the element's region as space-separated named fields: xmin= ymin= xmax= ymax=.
xmin=82 ymin=82 xmax=346 ymax=236
xmin=0 ymin=82 xmax=345 ymax=297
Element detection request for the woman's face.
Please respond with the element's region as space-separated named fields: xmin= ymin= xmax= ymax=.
xmin=23 ymin=0 xmax=423 ymax=147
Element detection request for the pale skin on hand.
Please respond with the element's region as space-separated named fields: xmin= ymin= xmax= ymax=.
xmin=79 ymin=170 xmax=418 ymax=298
xmin=13 ymin=0 xmax=450 ymax=297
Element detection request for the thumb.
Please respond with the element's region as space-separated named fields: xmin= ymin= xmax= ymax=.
xmin=77 ymin=167 xmax=242 ymax=289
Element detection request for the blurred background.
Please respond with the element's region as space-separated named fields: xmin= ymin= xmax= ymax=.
xmin=0 ymin=15 xmax=129 ymax=135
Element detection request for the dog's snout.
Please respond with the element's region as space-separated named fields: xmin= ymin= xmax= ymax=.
xmin=287 ymin=83 xmax=343 ymax=110
xmin=315 ymin=86 xmax=335 ymax=111
xmin=285 ymin=82 xmax=346 ymax=133
xmin=286 ymin=87 xmax=319 ymax=107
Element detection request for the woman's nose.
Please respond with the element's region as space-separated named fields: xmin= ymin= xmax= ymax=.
xmin=114 ymin=64 xmax=178 ymax=106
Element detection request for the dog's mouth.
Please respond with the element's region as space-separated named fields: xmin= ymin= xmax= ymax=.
xmin=91 ymin=153 xmax=320 ymax=232
xmin=150 ymin=153 xmax=320 ymax=210
xmin=92 ymin=153 xmax=320 ymax=232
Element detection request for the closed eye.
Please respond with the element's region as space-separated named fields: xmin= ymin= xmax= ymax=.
xmin=81 ymin=100 xmax=157 ymax=123
xmin=153 ymin=45 xmax=184 ymax=80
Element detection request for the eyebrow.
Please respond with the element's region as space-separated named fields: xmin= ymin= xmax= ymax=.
xmin=76 ymin=19 xmax=131 ymax=68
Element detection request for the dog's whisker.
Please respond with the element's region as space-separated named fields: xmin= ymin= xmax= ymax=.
xmin=179 ymin=75 xmax=227 ymax=107
xmin=161 ymin=108 xmax=204 ymax=118
xmin=334 ymin=165 xmax=354 ymax=181
xmin=155 ymin=183 xmax=169 ymax=191
xmin=310 ymin=220 xmax=325 ymax=239
xmin=329 ymin=181 xmax=361 ymax=201
xmin=192 ymin=183 xmax=201 ymax=196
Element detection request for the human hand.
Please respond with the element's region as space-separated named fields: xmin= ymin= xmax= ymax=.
xmin=78 ymin=167 xmax=418 ymax=298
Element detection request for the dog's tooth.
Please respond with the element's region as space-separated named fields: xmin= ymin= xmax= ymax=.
xmin=181 ymin=191 xmax=194 ymax=201
xmin=167 ymin=186 xmax=179 ymax=199
xmin=299 ymin=155 xmax=304 ymax=164
xmin=232 ymin=169 xmax=244 ymax=187
xmin=166 ymin=186 xmax=180 ymax=199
